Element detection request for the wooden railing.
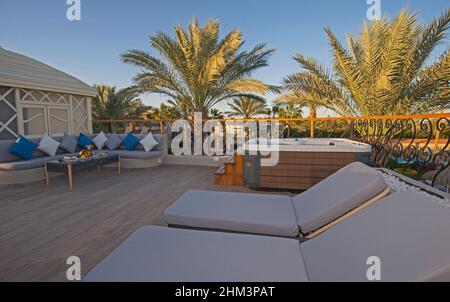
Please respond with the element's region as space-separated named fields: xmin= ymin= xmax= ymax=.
xmin=94 ymin=113 xmax=450 ymax=141
xmin=94 ymin=113 xmax=450 ymax=191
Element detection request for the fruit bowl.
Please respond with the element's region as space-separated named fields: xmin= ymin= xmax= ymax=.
xmin=79 ymin=144 xmax=95 ymax=159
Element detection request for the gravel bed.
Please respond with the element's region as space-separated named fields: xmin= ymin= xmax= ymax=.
xmin=380 ymin=172 xmax=450 ymax=208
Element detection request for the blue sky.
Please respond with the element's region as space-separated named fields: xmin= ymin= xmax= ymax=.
xmin=0 ymin=0 xmax=448 ymax=110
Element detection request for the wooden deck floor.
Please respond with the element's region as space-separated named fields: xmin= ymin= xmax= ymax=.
xmin=0 ymin=165 xmax=291 ymax=282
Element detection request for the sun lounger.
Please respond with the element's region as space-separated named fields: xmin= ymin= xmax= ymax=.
xmin=164 ymin=162 xmax=389 ymax=238
xmin=84 ymin=192 xmax=450 ymax=282
xmin=84 ymin=226 xmax=308 ymax=282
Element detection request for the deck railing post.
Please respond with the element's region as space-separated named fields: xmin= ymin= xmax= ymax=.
xmin=309 ymin=108 xmax=316 ymax=138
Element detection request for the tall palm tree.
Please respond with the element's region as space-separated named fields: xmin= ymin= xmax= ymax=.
xmin=91 ymin=84 xmax=147 ymax=131
xmin=122 ymin=19 xmax=274 ymax=119
xmin=226 ymin=96 xmax=268 ymax=118
xmin=282 ymin=8 xmax=450 ymax=117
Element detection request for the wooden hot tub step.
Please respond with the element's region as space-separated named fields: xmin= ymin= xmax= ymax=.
xmin=214 ymin=155 xmax=244 ymax=186
xmin=215 ymin=165 xmax=225 ymax=175
xmin=214 ymin=165 xmax=233 ymax=186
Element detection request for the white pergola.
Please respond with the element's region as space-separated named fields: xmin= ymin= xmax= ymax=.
xmin=0 ymin=47 xmax=96 ymax=140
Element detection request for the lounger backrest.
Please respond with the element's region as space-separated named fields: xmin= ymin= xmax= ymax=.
xmin=292 ymin=162 xmax=387 ymax=234
xmin=300 ymin=192 xmax=450 ymax=281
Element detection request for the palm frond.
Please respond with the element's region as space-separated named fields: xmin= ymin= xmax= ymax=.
xmin=282 ymin=8 xmax=449 ymax=117
xmin=122 ymin=19 xmax=273 ymax=118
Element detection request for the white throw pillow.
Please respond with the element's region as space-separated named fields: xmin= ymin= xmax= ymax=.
xmin=92 ymin=131 xmax=108 ymax=150
xmin=140 ymin=133 xmax=159 ymax=152
xmin=38 ymin=133 xmax=61 ymax=156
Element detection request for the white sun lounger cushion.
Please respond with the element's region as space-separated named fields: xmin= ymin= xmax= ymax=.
xmin=85 ymin=192 xmax=450 ymax=282
xmin=164 ymin=162 xmax=387 ymax=237
xmin=301 ymin=192 xmax=450 ymax=282
xmin=84 ymin=226 xmax=309 ymax=282
xmin=164 ymin=190 xmax=299 ymax=237
xmin=292 ymin=161 xmax=387 ymax=234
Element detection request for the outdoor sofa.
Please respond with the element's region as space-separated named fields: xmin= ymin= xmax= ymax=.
xmin=0 ymin=133 xmax=167 ymax=185
xmin=164 ymin=162 xmax=390 ymax=238
xmin=84 ymin=191 xmax=450 ymax=282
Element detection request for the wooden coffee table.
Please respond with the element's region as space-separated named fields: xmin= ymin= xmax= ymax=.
xmin=44 ymin=154 xmax=121 ymax=192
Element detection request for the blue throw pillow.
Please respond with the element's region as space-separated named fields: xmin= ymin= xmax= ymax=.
xmin=78 ymin=133 xmax=93 ymax=149
xmin=122 ymin=133 xmax=139 ymax=151
xmin=9 ymin=136 xmax=38 ymax=160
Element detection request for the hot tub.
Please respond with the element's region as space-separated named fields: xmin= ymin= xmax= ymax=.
xmin=243 ymin=138 xmax=372 ymax=190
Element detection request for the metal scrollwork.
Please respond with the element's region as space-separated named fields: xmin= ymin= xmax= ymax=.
xmin=431 ymin=118 xmax=450 ymax=188
xmin=352 ymin=117 xmax=450 ymax=192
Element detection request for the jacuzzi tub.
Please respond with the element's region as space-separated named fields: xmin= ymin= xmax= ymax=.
xmin=246 ymin=138 xmax=371 ymax=152
xmin=243 ymin=138 xmax=372 ymax=190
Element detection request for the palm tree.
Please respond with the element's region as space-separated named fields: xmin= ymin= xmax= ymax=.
xmin=91 ymin=84 xmax=147 ymax=132
xmin=273 ymin=103 xmax=304 ymax=137
xmin=276 ymin=103 xmax=304 ymax=119
xmin=209 ymin=108 xmax=225 ymax=119
xmin=121 ymin=19 xmax=274 ymax=119
xmin=268 ymin=105 xmax=280 ymax=118
xmin=282 ymin=8 xmax=450 ymax=117
xmin=276 ymin=93 xmax=318 ymax=117
xmin=127 ymin=99 xmax=149 ymax=119
xmin=147 ymin=103 xmax=181 ymax=120
xmin=226 ymin=96 xmax=268 ymax=118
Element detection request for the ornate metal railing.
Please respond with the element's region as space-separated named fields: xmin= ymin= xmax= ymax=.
xmin=349 ymin=115 xmax=449 ymax=190
xmin=94 ymin=113 xmax=450 ymax=191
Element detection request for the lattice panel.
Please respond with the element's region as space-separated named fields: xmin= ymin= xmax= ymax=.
xmin=0 ymin=87 xmax=18 ymax=139
xmin=72 ymin=96 xmax=89 ymax=134
xmin=9 ymin=88 xmax=92 ymax=137
xmin=19 ymin=89 xmax=70 ymax=105
xmin=49 ymin=108 xmax=70 ymax=135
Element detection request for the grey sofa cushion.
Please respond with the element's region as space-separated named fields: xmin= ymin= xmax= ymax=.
xmin=112 ymin=134 xmax=165 ymax=152
xmin=0 ymin=139 xmax=19 ymax=163
xmin=293 ymin=162 xmax=387 ymax=234
xmin=38 ymin=134 xmax=61 ymax=156
xmin=60 ymin=133 xmax=78 ymax=153
xmin=140 ymin=133 xmax=159 ymax=152
xmin=0 ymin=153 xmax=79 ymax=171
xmin=92 ymin=131 xmax=108 ymax=150
xmin=107 ymin=150 xmax=163 ymax=159
xmin=84 ymin=226 xmax=308 ymax=282
xmin=164 ymin=190 xmax=299 ymax=237
xmin=301 ymin=192 xmax=450 ymax=282
xmin=105 ymin=134 xmax=122 ymax=150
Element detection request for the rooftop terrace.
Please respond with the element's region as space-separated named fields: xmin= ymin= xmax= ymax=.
xmin=0 ymin=165 xmax=292 ymax=282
